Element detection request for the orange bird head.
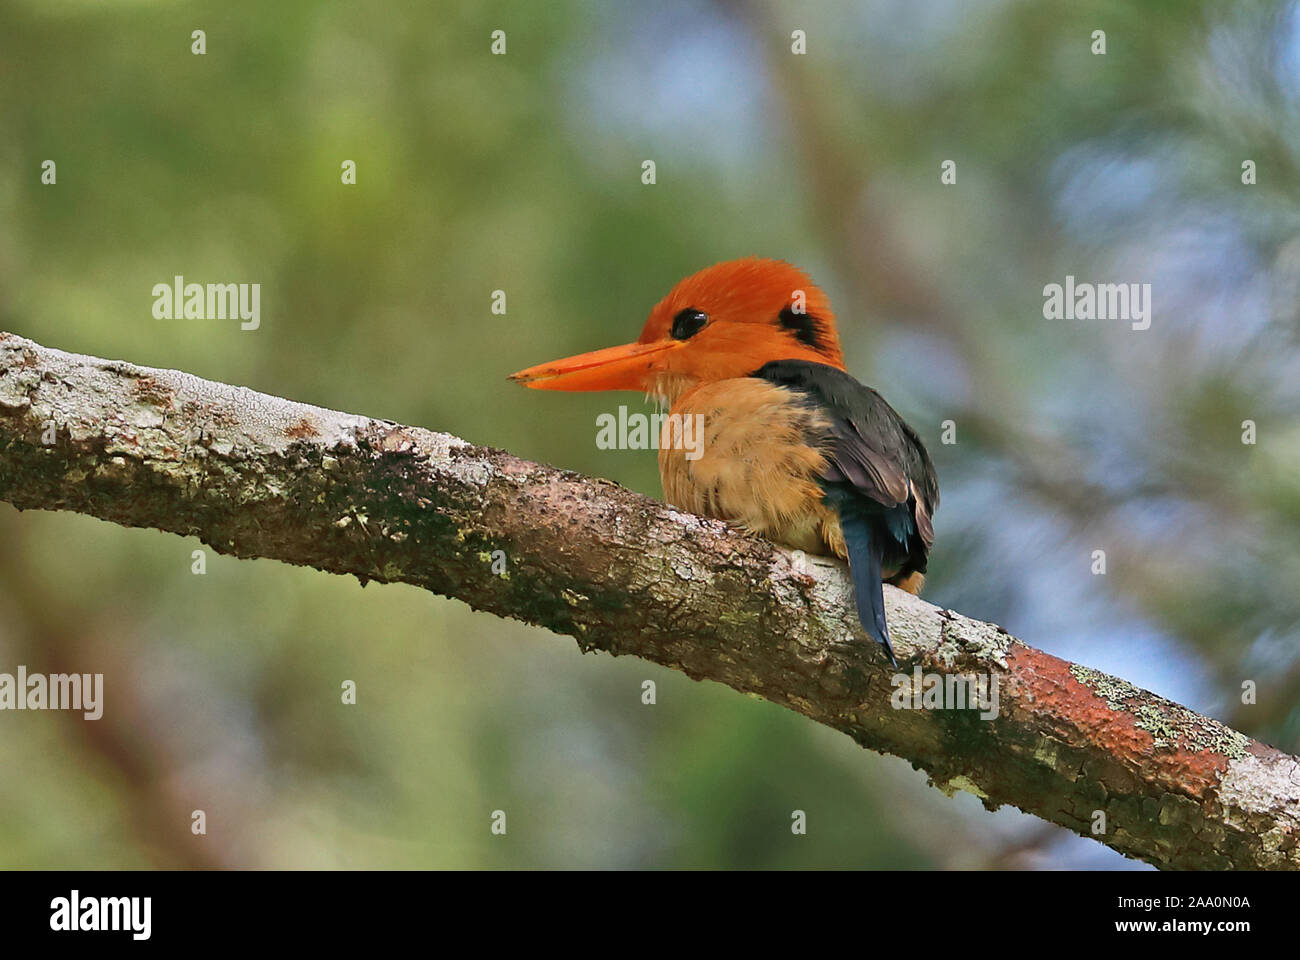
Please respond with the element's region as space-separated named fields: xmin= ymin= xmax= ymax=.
xmin=509 ymin=257 xmax=845 ymax=404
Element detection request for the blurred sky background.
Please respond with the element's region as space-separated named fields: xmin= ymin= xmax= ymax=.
xmin=2 ymin=0 xmax=1299 ymax=868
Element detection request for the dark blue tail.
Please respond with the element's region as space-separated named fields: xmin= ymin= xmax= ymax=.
xmin=841 ymin=515 xmax=897 ymax=666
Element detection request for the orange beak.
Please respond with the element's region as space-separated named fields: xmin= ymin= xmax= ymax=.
xmin=508 ymin=339 xmax=684 ymax=392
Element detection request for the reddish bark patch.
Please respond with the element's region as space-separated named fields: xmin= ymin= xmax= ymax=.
xmin=1005 ymin=644 xmax=1230 ymax=798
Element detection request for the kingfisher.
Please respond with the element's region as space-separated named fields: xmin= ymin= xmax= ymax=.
xmin=509 ymin=258 xmax=938 ymax=664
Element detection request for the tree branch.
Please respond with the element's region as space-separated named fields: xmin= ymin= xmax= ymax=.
xmin=1 ymin=331 xmax=1296 ymax=870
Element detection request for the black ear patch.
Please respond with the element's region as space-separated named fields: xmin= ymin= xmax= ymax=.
xmin=779 ymin=307 xmax=822 ymax=349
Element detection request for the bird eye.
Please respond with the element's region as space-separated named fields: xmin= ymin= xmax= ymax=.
xmin=671 ymin=308 xmax=708 ymax=340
